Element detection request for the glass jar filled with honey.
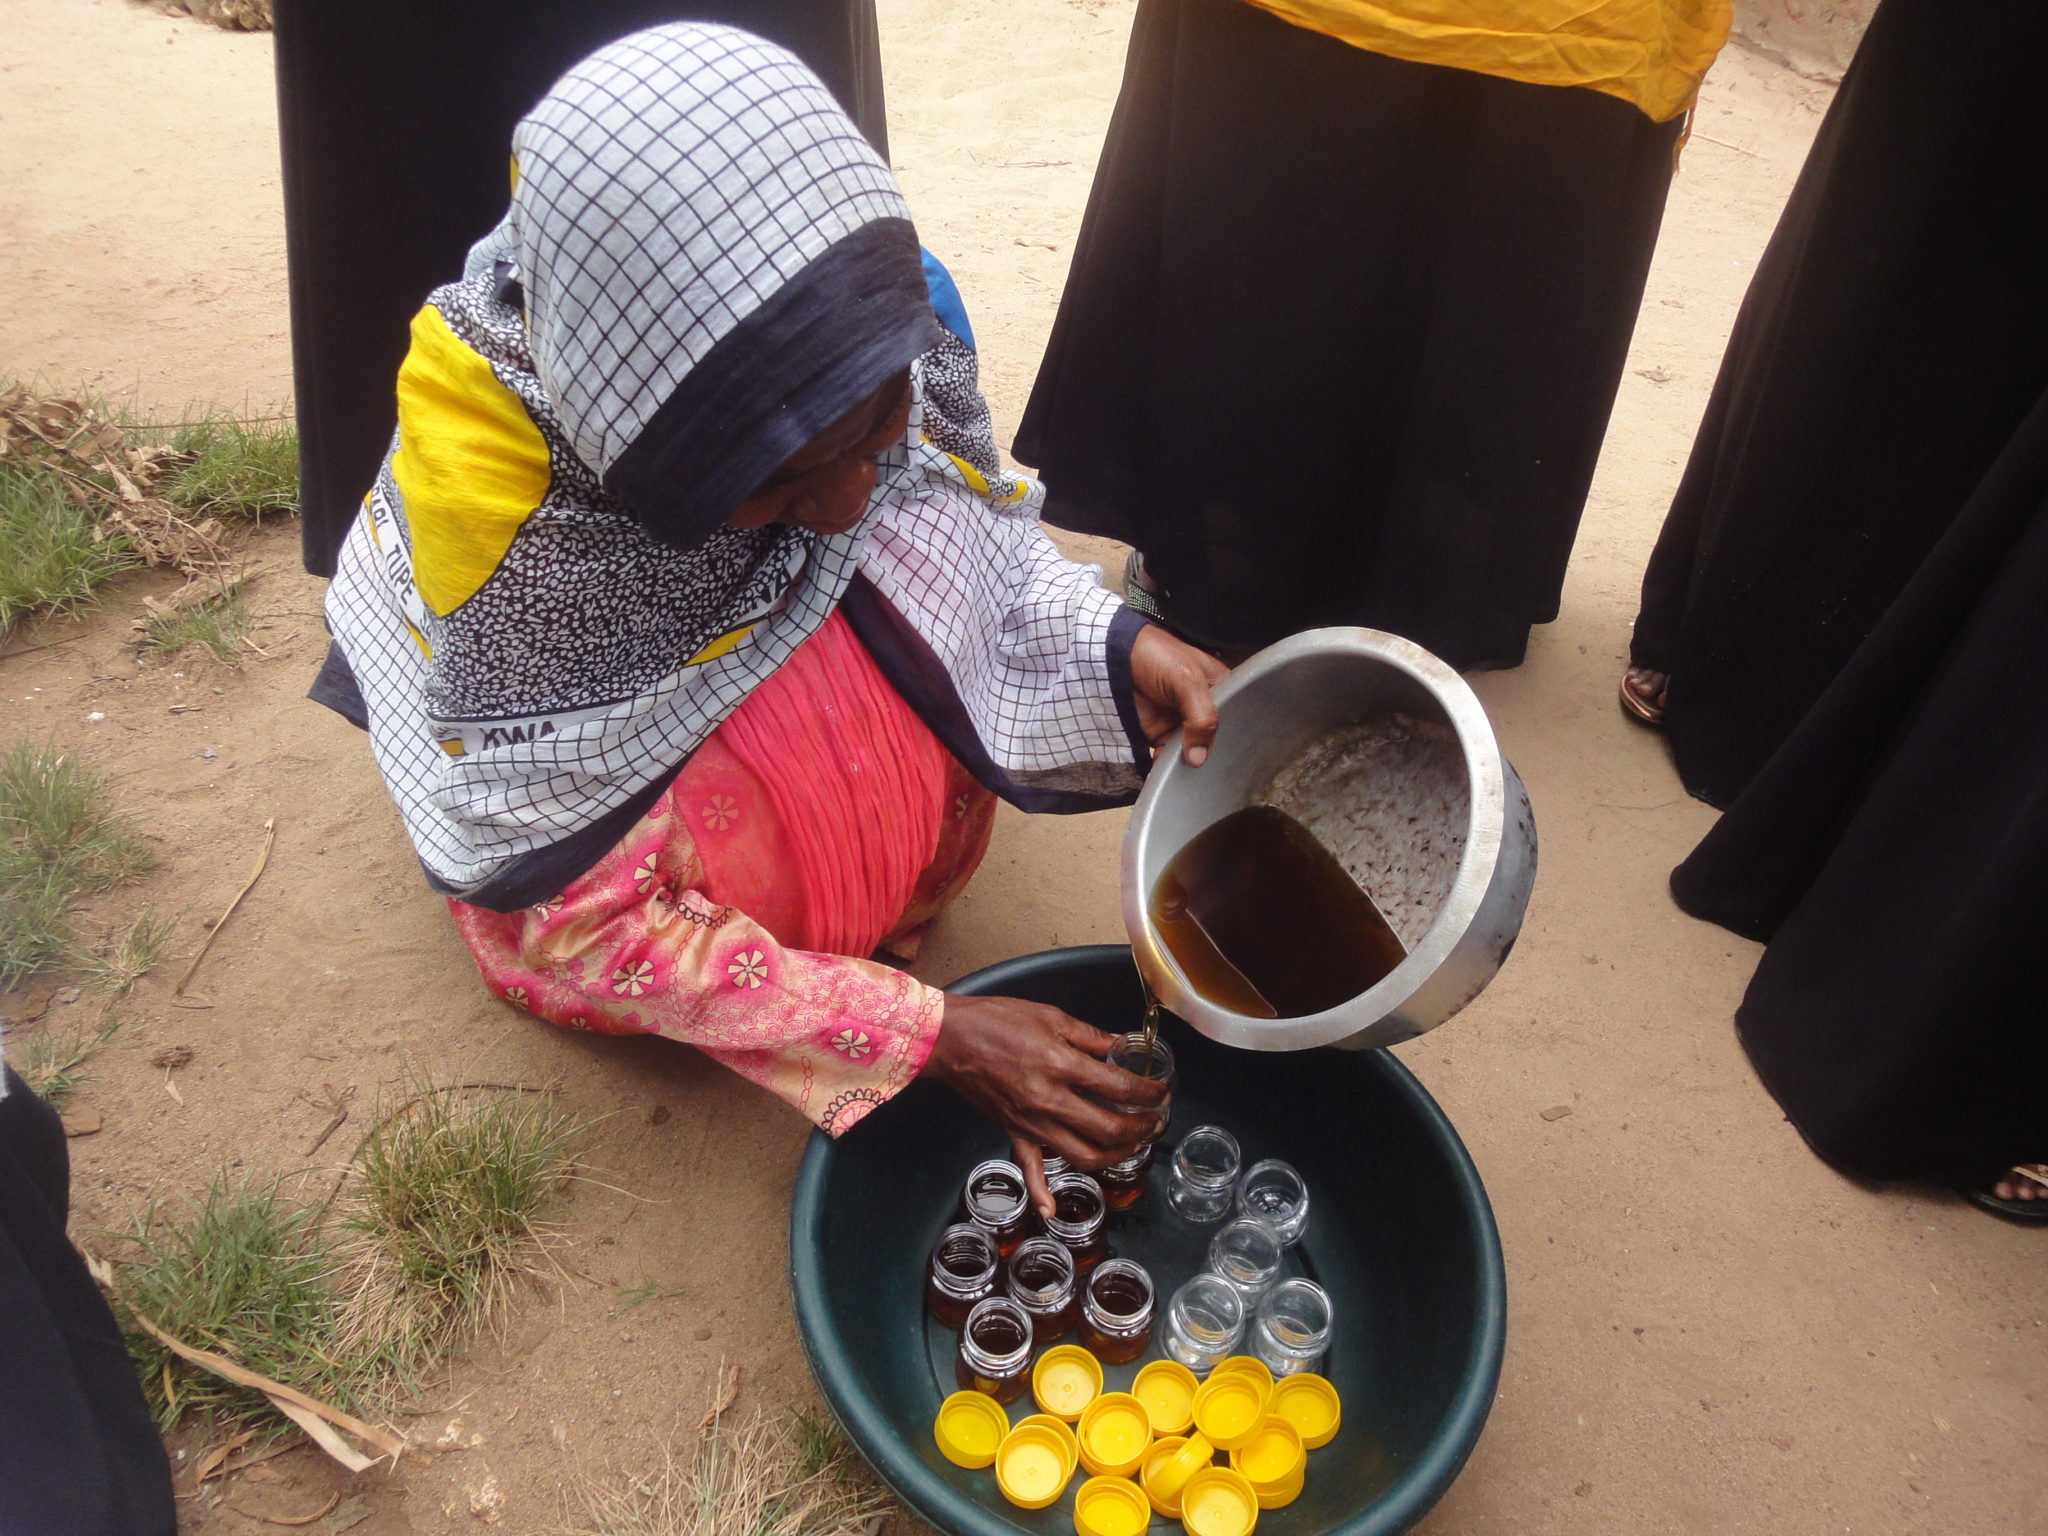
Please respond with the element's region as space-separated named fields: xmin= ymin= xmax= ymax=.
xmin=959 ymin=1159 xmax=1037 ymax=1256
xmin=1078 ymin=1257 xmax=1156 ymax=1365
xmin=955 ymin=1295 xmax=1035 ymax=1404
xmin=1045 ymin=1172 xmax=1110 ymax=1273
xmin=1006 ymin=1236 xmax=1079 ymax=1343
xmin=1095 ymin=1145 xmax=1153 ymax=1212
xmin=925 ymin=1222 xmax=999 ymax=1330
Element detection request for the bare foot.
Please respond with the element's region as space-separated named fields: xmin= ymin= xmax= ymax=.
xmin=1619 ymin=666 xmax=1669 ymax=726
xmin=1992 ymin=1164 xmax=2048 ymax=1201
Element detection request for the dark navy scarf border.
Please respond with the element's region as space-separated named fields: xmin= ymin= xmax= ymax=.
xmin=605 ymin=217 xmax=943 ymax=550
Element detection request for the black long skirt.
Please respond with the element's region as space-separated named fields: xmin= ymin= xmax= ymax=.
xmin=0 ymin=1069 xmax=176 ymax=1535
xmin=1631 ymin=0 xmax=2048 ymax=807
xmin=275 ymin=0 xmax=887 ymax=577
xmin=1014 ymin=0 xmax=1681 ymax=671
xmin=1669 ymin=390 xmax=2048 ymax=1187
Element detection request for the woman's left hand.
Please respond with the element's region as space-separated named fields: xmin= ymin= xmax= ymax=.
xmin=1129 ymin=623 xmax=1228 ymax=766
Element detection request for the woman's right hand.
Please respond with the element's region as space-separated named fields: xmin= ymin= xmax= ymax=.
xmin=924 ymin=993 xmax=1169 ymax=1218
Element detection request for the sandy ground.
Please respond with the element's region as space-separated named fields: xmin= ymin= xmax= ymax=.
xmin=1 ymin=1 xmax=2041 ymax=1533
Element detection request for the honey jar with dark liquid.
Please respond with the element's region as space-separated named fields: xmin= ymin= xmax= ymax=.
xmin=958 ymin=1158 xmax=1037 ymax=1256
xmin=925 ymin=1222 xmax=999 ymax=1330
xmin=1006 ymin=1237 xmax=1079 ymax=1342
xmin=1095 ymin=1145 xmax=1153 ymax=1212
xmin=955 ymin=1295 xmax=1034 ymax=1404
xmin=1045 ymin=1172 xmax=1109 ymax=1273
xmin=1151 ymin=804 xmax=1408 ymax=1017
xmin=1078 ymin=1257 xmax=1155 ymax=1365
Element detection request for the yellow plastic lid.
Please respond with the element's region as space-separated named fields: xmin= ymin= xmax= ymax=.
xmin=1191 ymin=1374 xmax=1267 ymax=1451
xmin=1246 ymin=1458 xmax=1303 ymax=1511
xmin=1231 ymin=1418 xmax=1305 ymax=1488
xmin=1078 ymin=1392 xmax=1152 ymax=1478
xmin=1132 ymin=1360 xmax=1199 ymax=1437
xmin=1033 ymin=1344 xmax=1105 ymax=1421
xmin=1073 ymin=1475 xmax=1151 ymax=1536
xmin=1180 ymin=1465 xmax=1261 ymax=1536
xmin=997 ymin=1423 xmax=1073 ymax=1510
xmin=1210 ymin=1356 xmax=1275 ymax=1394
xmin=1268 ymin=1373 xmax=1341 ymax=1449
xmin=934 ymin=1390 xmax=1010 ymax=1469
xmin=1013 ymin=1413 xmax=1082 ymax=1479
xmin=1142 ymin=1435 xmax=1208 ymax=1517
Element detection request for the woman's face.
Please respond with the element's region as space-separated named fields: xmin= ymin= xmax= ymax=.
xmin=725 ymin=371 xmax=913 ymax=536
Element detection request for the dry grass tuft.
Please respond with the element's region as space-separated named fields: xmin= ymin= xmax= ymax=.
xmin=139 ymin=586 xmax=251 ymax=664
xmin=568 ymin=1405 xmax=891 ymax=1536
xmin=332 ymin=1084 xmax=581 ymax=1370
xmin=15 ymin=1014 xmax=121 ymax=1111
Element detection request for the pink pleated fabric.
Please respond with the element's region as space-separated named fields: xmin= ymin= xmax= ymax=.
xmin=449 ymin=610 xmax=997 ymax=1135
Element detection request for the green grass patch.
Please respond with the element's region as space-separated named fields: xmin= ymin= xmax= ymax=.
xmin=111 ymin=1080 xmax=580 ymax=1442
xmin=0 ymin=743 xmax=153 ymax=989
xmin=118 ymin=1173 xmax=358 ymax=1434
xmin=139 ymin=587 xmax=250 ymax=664
xmin=0 ymin=465 xmax=133 ymax=635
xmin=334 ymin=1085 xmax=580 ymax=1367
xmin=163 ymin=414 xmax=297 ymax=521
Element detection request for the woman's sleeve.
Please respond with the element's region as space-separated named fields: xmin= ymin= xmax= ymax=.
xmin=447 ymin=807 xmax=945 ymax=1138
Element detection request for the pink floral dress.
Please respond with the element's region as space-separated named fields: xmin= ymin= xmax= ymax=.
xmin=449 ymin=610 xmax=997 ymax=1136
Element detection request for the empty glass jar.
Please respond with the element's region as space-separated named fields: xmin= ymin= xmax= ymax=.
xmin=1162 ymin=1273 xmax=1247 ymax=1373
xmin=1207 ymin=1216 xmax=1285 ymax=1307
xmin=1234 ymin=1158 xmax=1310 ymax=1246
xmin=1168 ymin=1125 xmax=1242 ymax=1222
xmin=1250 ymin=1278 xmax=1333 ymax=1376
xmin=926 ymin=1222 xmax=1000 ymax=1330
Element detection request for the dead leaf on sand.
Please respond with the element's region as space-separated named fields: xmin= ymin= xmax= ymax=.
xmin=227 ymin=1488 xmax=338 ymax=1525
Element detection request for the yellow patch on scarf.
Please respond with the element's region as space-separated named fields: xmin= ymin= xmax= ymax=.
xmin=391 ymin=305 xmax=552 ymax=617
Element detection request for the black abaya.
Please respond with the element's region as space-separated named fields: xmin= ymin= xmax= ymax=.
xmin=1015 ymin=0 xmax=1681 ymax=671
xmin=1631 ymin=0 xmax=2048 ymax=807
xmin=0 ymin=1070 xmax=177 ymax=1536
xmin=274 ymin=0 xmax=888 ymax=576
xmin=1670 ymin=391 xmax=2048 ymax=1187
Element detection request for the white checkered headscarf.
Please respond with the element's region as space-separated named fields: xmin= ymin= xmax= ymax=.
xmin=320 ymin=25 xmax=1145 ymax=909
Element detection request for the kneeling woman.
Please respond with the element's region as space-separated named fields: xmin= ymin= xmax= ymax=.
xmin=312 ymin=24 xmax=1222 ymax=1205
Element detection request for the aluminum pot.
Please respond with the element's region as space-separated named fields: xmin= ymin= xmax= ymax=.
xmin=1122 ymin=627 xmax=1536 ymax=1052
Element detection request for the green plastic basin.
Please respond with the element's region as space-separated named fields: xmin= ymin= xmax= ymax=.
xmin=790 ymin=945 xmax=1504 ymax=1536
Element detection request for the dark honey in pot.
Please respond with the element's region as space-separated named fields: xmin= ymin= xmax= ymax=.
xmin=1150 ymin=804 xmax=1408 ymax=1018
